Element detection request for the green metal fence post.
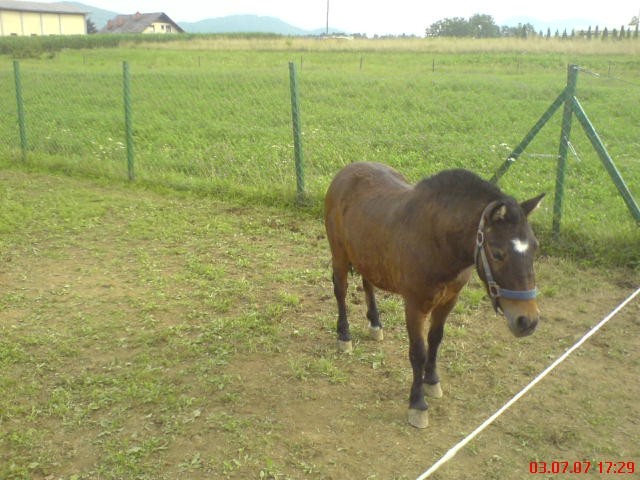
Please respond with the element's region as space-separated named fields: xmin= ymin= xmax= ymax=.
xmin=490 ymin=91 xmax=565 ymax=184
xmin=571 ymin=96 xmax=640 ymax=224
xmin=289 ymin=61 xmax=305 ymax=202
xmin=13 ymin=60 xmax=28 ymax=161
xmin=122 ymin=61 xmax=135 ymax=181
xmin=552 ymin=64 xmax=579 ymax=237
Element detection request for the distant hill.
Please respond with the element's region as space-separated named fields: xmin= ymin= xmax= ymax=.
xmin=59 ymin=3 xmax=331 ymax=35
xmin=180 ymin=15 xmax=314 ymax=35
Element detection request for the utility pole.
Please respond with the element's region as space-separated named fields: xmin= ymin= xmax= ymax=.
xmin=326 ymin=0 xmax=329 ymax=35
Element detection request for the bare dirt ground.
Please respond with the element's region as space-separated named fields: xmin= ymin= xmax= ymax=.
xmin=1 ymin=170 xmax=639 ymax=479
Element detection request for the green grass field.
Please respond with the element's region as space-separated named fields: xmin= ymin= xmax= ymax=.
xmin=1 ymin=36 xmax=639 ymax=479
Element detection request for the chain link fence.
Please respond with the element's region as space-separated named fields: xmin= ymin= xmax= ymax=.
xmin=1 ymin=50 xmax=638 ymax=264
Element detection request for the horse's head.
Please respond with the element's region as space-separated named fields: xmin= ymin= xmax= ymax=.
xmin=475 ymin=193 xmax=545 ymax=337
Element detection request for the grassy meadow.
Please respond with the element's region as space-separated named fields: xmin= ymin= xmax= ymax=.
xmin=1 ymin=35 xmax=639 ymax=479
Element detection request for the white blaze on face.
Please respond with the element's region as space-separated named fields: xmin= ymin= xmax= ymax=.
xmin=512 ymin=238 xmax=529 ymax=254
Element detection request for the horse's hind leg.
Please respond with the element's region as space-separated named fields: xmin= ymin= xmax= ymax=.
xmin=331 ymin=258 xmax=352 ymax=353
xmin=362 ymin=278 xmax=383 ymax=341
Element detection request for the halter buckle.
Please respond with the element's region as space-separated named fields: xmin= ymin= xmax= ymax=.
xmin=487 ymin=281 xmax=500 ymax=299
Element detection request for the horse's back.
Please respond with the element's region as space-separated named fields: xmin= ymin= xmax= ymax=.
xmin=325 ymin=162 xmax=409 ymax=212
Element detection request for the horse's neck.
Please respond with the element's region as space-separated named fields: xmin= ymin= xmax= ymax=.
xmin=433 ymin=196 xmax=495 ymax=266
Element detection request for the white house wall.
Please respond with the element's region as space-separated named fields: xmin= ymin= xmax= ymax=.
xmin=143 ymin=21 xmax=178 ymax=33
xmin=0 ymin=10 xmax=86 ymax=36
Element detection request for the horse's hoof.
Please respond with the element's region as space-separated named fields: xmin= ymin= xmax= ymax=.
xmin=369 ymin=325 xmax=384 ymax=341
xmin=408 ymin=408 xmax=429 ymax=429
xmin=424 ymin=382 xmax=443 ymax=399
xmin=336 ymin=339 xmax=353 ymax=353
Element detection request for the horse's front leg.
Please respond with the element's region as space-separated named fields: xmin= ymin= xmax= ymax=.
xmin=405 ymin=300 xmax=430 ymax=428
xmin=423 ymin=296 xmax=458 ymax=399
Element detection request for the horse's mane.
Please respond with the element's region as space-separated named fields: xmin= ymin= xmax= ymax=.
xmin=415 ymin=169 xmax=530 ymax=228
xmin=416 ymin=169 xmax=502 ymax=198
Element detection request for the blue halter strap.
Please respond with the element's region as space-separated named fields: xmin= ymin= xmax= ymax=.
xmin=474 ymin=201 xmax=538 ymax=314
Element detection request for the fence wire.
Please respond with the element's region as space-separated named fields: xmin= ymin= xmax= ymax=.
xmin=1 ymin=52 xmax=638 ymax=266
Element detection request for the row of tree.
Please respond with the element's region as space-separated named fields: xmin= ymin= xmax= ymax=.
xmin=426 ymin=14 xmax=640 ymax=40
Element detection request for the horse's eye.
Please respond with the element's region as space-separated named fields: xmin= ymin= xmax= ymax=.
xmin=491 ymin=249 xmax=506 ymax=261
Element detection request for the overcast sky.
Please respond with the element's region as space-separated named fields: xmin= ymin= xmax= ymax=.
xmin=66 ymin=0 xmax=638 ymax=35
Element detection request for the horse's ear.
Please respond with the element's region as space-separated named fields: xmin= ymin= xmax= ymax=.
xmin=490 ymin=203 xmax=508 ymax=222
xmin=521 ymin=193 xmax=545 ymax=217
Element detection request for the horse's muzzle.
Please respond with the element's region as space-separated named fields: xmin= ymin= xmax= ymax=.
xmin=502 ymin=299 xmax=539 ymax=337
xmin=511 ymin=315 xmax=538 ymax=337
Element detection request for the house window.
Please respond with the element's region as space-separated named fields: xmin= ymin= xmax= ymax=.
xmin=167 ymin=25 xmax=172 ymax=32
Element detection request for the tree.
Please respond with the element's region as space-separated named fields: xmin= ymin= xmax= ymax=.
xmin=630 ymin=16 xmax=639 ymax=38
xmin=427 ymin=14 xmax=500 ymax=37
xmin=519 ymin=23 xmax=536 ymax=38
xmin=427 ymin=17 xmax=470 ymax=37
xmin=468 ymin=14 xmax=500 ymax=38
xmin=86 ymin=19 xmax=97 ymax=34
xmin=502 ymin=22 xmax=536 ymax=38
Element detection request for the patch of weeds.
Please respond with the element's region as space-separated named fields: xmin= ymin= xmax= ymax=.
xmin=455 ymin=285 xmax=486 ymax=313
xmin=96 ymin=435 xmax=166 ymax=479
xmin=47 ymin=385 xmax=76 ymax=420
xmin=443 ymin=344 xmax=472 ymax=376
xmin=0 ymin=339 xmax=30 ymax=364
xmin=541 ymin=284 xmax=559 ymax=298
xmin=376 ymin=295 xmax=404 ymax=327
xmin=277 ymin=290 xmax=301 ymax=308
xmin=185 ymin=254 xmax=226 ymax=281
xmin=288 ymin=357 xmax=311 ymax=382
xmin=288 ymin=355 xmax=348 ymax=384
xmin=259 ymin=458 xmax=286 ymax=479
xmin=178 ymin=452 xmax=204 ymax=472
xmin=297 ymin=459 xmax=320 ymax=475
xmin=546 ymin=426 xmax=579 ymax=448
xmin=0 ymin=462 xmax=30 ymax=480
xmin=220 ymin=448 xmax=252 ymax=477
xmin=221 ymin=310 xmax=283 ymax=354
xmin=368 ymin=350 xmax=387 ymax=371
xmin=445 ymin=322 xmax=469 ymax=340
xmin=207 ymin=411 xmax=251 ymax=434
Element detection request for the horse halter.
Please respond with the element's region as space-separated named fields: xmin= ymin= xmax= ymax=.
xmin=474 ymin=201 xmax=538 ymax=315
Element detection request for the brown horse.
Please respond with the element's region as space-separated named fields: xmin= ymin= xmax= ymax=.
xmin=324 ymin=162 xmax=544 ymax=428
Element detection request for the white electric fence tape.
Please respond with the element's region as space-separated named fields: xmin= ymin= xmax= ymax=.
xmin=416 ymin=286 xmax=640 ymax=480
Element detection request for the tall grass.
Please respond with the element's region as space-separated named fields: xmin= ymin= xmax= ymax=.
xmin=3 ymin=33 xmax=640 ymax=56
